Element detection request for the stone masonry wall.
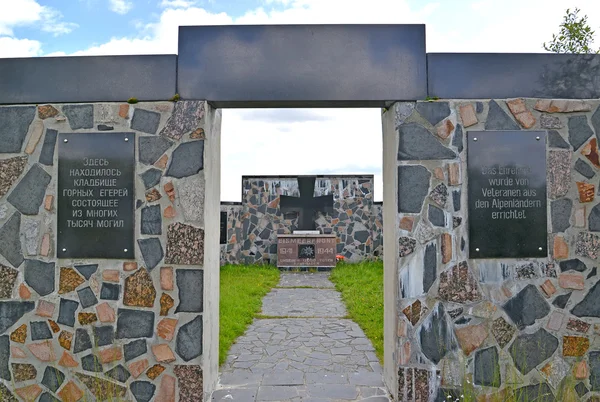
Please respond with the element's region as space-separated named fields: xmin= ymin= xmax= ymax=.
xmin=394 ymin=98 xmax=600 ymax=401
xmin=0 ymin=100 xmax=214 ymax=401
xmin=219 ymin=176 xmax=382 ymax=265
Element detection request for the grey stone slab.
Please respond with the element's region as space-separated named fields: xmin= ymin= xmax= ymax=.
xmin=63 ymin=104 xmax=93 ymax=130
xmin=263 ymin=371 xmax=304 ymax=386
xmin=398 ymin=123 xmax=456 ymax=160
xmin=116 ymin=309 xmax=154 ymax=339
xmin=261 ymin=289 xmax=346 ymax=317
xmin=0 ymin=106 xmax=35 ymax=153
xmin=593 ymin=105 xmax=600 ymax=138
xmin=124 ymin=340 xmax=147 ymax=362
xmin=130 ymin=381 xmax=156 ymax=402
xmin=0 ymin=302 xmax=34 ymax=335
xmin=559 ymin=259 xmax=587 ymax=273
xmin=31 ymin=321 xmax=52 ymax=340
xmin=39 ymin=129 xmax=58 ymax=166
xmin=452 ymin=124 xmax=463 ymax=153
xmin=474 ymin=346 xmax=500 ymax=386
xmin=77 ymin=286 xmax=98 ymax=309
xmin=74 ymin=264 xmax=97 ymax=280
xmin=428 ymin=204 xmax=445 ymax=227
xmin=590 ymin=351 xmax=600 ymax=391
xmin=278 ymin=273 xmax=334 ymax=289
xmin=590 ymin=203 xmax=600 ymax=231
xmin=419 ymin=303 xmax=456 ymax=364
xmin=7 ymin=164 xmax=51 ymax=215
xmin=423 ymin=242 xmax=437 ymax=293
xmin=548 ymin=130 xmax=569 ymax=148
xmin=105 ymin=364 xmax=131 ymax=383
xmin=551 ymin=198 xmax=572 ymax=233
xmin=141 ymin=205 xmax=162 ymax=235
xmin=0 ymin=335 xmax=9 ymax=380
xmin=94 ymin=325 xmax=115 ymax=347
xmin=257 ymin=385 xmax=304 ymax=401
xmin=176 ymin=315 xmax=202 ymax=361
xmin=57 ymin=298 xmax=78 ymax=327
xmin=73 ymin=328 xmax=92 ymax=353
xmin=131 ymin=108 xmax=161 ymax=134
xmin=572 ymin=279 xmax=600 ymax=317
xmin=212 ymin=388 xmax=257 ymax=401
xmin=137 ymin=238 xmax=163 ymax=271
xmin=348 ymin=372 xmax=385 ymax=386
xmin=397 ymin=165 xmax=431 ymax=213
xmin=305 ymin=373 xmax=348 ymax=384
xmin=166 ymin=140 xmax=204 ymax=178
xmin=39 ymin=393 xmax=61 ymax=402
xmin=485 ymin=100 xmax=520 ymax=130
xmin=452 ymin=189 xmax=461 ymax=212
xmin=502 ymin=284 xmax=550 ymax=329
xmin=415 ymin=102 xmax=450 ymax=126
xmin=514 ymin=383 xmax=555 ymax=402
xmin=24 ymin=259 xmax=55 ymax=296
xmin=569 ymin=115 xmax=594 ymax=150
xmin=100 ymin=283 xmax=120 ymax=300
xmin=552 ymin=292 xmax=571 ymax=309
xmin=160 ymin=100 xmax=204 ymax=140
xmin=41 ymin=367 xmax=65 ymax=393
xmin=427 ymin=53 xmax=600 ymax=99
xmin=178 ymin=25 xmax=426 ymax=106
xmin=509 ymin=329 xmax=558 ymax=375
xmin=0 ymin=212 xmax=23 ymax=268
xmin=0 ymin=55 xmax=176 ymax=104
xmin=219 ymin=371 xmax=263 ymax=386
xmin=140 ymin=168 xmax=162 ymax=190
xmin=306 ymin=384 xmax=358 ymax=400
xmin=176 ymin=269 xmax=203 ymax=313
xmin=138 ymin=136 xmax=173 ymax=165
xmin=81 ymin=354 xmax=103 ymax=372
xmin=574 ymin=159 xmax=595 ymax=179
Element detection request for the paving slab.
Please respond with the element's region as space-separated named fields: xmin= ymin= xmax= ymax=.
xmin=261 ymin=289 xmax=346 ymax=317
xmin=278 ymin=273 xmax=335 ymax=288
xmin=214 ymin=273 xmax=391 ymax=401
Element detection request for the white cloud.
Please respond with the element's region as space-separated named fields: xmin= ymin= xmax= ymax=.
xmin=109 ymin=0 xmax=133 ymax=14
xmin=160 ymin=0 xmax=197 ymax=8
xmin=0 ymin=0 xmax=77 ymax=57
xmin=0 ymin=36 xmax=42 ymax=57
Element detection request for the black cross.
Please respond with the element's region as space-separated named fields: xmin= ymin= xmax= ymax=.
xmin=280 ymin=176 xmax=334 ymax=230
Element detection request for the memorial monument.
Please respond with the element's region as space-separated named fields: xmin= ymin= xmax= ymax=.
xmin=276 ymin=176 xmax=337 ymax=268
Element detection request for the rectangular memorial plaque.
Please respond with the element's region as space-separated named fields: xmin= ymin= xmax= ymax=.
xmin=277 ymin=234 xmax=337 ymax=267
xmin=58 ymin=132 xmax=135 ymax=259
xmin=467 ymin=130 xmax=547 ymax=259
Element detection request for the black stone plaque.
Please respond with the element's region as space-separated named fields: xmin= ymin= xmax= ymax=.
xmin=58 ymin=132 xmax=135 ymax=259
xmin=220 ymin=211 xmax=227 ymax=245
xmin=467 ymin=131 xmax=547 ymax=258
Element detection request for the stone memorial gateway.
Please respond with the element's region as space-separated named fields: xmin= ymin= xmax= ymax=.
xmin=1 ymin=24 xmax=600 ymax=401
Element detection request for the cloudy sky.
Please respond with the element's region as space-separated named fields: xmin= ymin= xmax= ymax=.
xmin=2 ymin=0 xmax=600 ymax=201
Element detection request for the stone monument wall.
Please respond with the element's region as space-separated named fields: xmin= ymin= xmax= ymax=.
xmin=388 ymin=98 xmax=600 ymax=401
xmin=0 ymin=100 xmax=219 ymax=401
xmin=219 ymin=176 xmax=383 ymax=265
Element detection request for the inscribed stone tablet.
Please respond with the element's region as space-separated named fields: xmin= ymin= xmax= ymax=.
xmin=467 ymin=131 xmax=547 ymax=258
xmin=57 ymin=132 xmax=135 ymax=259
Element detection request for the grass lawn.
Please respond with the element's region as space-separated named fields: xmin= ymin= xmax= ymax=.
xmin=219 ymin=264 xmax=280 ymax=365
xmin=330 ymin=260 xmax=384 ymax=363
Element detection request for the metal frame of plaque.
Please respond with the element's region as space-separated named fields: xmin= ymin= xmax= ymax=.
xmin=467 ymin=130 xmax=547 ymax=259
xmin=57 ymin=132 xmax=135 ymax=259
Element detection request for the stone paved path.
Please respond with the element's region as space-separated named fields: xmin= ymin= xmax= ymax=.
xmin=212 ymin=273 xmax=391 ymax=401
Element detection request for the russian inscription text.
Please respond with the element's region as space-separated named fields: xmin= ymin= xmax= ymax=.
xmin=58 ymin=132 xmax=135 ymax=258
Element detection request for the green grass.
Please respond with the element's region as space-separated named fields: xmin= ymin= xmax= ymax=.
xmin=329 ymin=260 xmax=384 ymax=363
xmin=219 ymin=264 xmax=280 ymax=366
